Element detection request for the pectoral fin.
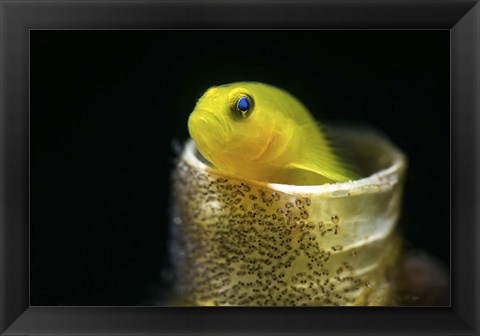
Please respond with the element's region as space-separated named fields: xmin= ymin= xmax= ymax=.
xmin=286 ymin=122 xmax=358 ymax=182
xmin=286 ymin=161 xmax=353 ymax=182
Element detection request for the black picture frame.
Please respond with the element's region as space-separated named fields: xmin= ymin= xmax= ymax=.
xmin=1 ymin=1 xmax=478 ymax=335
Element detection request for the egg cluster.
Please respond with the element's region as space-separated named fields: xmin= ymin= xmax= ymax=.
xmin=171 ymin=156 xmax=401 ymax=306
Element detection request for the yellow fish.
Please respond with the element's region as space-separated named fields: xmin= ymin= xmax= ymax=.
xmin=188 ymin=82 xmax=357 ymax=185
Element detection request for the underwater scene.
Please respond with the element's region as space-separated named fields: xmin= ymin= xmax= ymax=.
xmin=31 ymin=31 xmax=449 ymax=306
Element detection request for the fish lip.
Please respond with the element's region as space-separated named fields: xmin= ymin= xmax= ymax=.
xmin=191 ymin=109 xmax=231 ymax=150
xmin=194 ymin=109 xmax=231 ymax=134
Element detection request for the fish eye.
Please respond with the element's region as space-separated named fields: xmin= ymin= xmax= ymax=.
xmin=237 ymin=96 xmax=250 ymax=112
xmin=233 ymin=95 xmax=253 ymax=119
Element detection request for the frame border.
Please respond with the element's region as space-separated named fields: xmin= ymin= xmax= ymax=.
xmin=1 ymin=1 xmax=478 ymax=335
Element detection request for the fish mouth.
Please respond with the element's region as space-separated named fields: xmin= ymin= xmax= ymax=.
xmin=189 ymin=110 xmax=230 ymax=149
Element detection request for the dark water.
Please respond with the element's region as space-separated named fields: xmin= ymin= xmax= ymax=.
xmin=30 ymin=30 xmax=449 ymax=305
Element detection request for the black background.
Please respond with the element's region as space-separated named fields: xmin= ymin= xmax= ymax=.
xmin=31 ymin=31 xmax=449 ymax=306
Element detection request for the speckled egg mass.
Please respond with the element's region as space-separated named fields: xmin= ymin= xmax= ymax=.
xmin=171 ymin=132 xmax=405 ymax=306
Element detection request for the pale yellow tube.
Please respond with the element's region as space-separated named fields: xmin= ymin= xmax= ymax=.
xmin=171 ymin=129 xmax=407 ymax=306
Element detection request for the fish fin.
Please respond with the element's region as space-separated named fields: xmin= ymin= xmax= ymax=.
xmin=286 ymin=122 xmax=359 ymax=182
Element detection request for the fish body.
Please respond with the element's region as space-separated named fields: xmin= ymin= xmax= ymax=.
xmin=188 ymin=82 xmax=356 ymax=185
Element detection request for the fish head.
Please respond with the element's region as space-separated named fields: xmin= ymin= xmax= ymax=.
xmin=188 ymin=83 xmax=282 ymax=172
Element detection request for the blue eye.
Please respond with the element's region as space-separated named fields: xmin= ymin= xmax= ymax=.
xmin=232 ymin=94 xmax=254 ymax=119
xmin=236 ymin=96 xmax=250 ymax=112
